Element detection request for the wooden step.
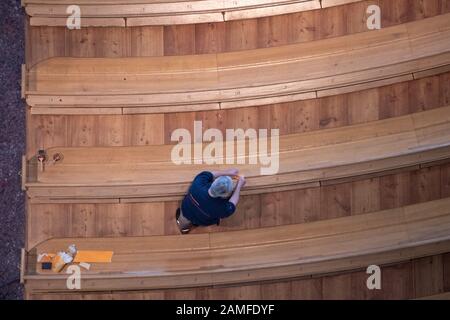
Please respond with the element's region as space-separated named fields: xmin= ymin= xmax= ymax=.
xmin=23 ymin=106 xmax=450 ymax=203
xmin=23 ymin=0 xmax=360 ymax=27
xmin=23 ymin=198 xmax=450 ymax=293
xmin=24 ymin=14 xmax=450 ymax=115
xmin=415 ymin=292 xmax=450 ymax=300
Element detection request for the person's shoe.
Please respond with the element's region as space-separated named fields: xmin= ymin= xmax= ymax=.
xmin=176 ymin=208 xmax=191 ymax=234
xmin=180 ymin=228 xmax=191 ymax=235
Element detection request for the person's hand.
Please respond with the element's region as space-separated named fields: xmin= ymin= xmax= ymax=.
xmin=238 ymin=175 xmax=246 ymax=187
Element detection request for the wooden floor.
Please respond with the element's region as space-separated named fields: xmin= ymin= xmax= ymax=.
xmin=25 ymin=0 xmax=450 ymax=299
xmin=28 ymin=253 xmax=450 ymax=300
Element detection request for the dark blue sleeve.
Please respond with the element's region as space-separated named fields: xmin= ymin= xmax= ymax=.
xmin=193 ymin=171 xmax=214 ymax=187
xmin=221 ymin=202 xmax=236 ymax=218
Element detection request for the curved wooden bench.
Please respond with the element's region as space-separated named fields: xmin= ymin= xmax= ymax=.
xmin=416 ymin=292 xmax=450 ymax=300
xmin=23 ymin=198 xmax=450 ymax=293
xmin=23 ymin=0 xmax=361 ymax=27
xmin=23 ymin=106 xmax=450 ymax=203
xmin=24 ymin=14 xmax=450 ymax=115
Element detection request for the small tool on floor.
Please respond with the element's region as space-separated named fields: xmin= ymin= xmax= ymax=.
xmin=51 ymin=152 xmax=64 ymax=165
xmin=37 ymin=149 xmax=47 ymax=172
xmin=41 ymin=262 xmax=52 ymax=270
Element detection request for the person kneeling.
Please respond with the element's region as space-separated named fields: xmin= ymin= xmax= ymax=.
xmin=176 ymin=169 xmax=246 ymax=234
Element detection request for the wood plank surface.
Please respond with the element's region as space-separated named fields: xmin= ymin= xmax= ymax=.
xmin=23 ymin=198 xmax=450 ymax=293
xmin=23 ymin=106 xmax=450 ymax=202
xmin=24 ymin=14 xmax=450 ymax=114
xmin=24 ymin=0 xmax=450 ymax=300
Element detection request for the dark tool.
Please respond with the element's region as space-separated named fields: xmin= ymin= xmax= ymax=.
xmin=42 ymin=262 xmax=52 ymax=270
xmin=37 ymin=149 xmax=47 ymax=163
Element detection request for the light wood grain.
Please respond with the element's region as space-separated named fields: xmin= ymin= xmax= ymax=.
xmin=22 ymin=155 xmax=27 ymax=191
xmin=20 ymin=248 xmax=26 ymax=284
xmin=22 ymin=0 xmax=343 ymax=26
xmin=21 ymin=64 xmax=27 ymax=99
xmin=24 ymin=14 xmax=450 ymax=115
xmin=415 ymin=292 xmax=450 ymax=300
xmin=23 ymin=198 xmax=450 ymax=293
xmin=23 ymin=106 xmax=450 ymax=202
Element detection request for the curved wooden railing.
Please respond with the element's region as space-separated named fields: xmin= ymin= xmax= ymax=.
xmin=23 ymin=106 xmax=450 ymax=203
xmin=23 ymin=0 xmax=360 ymax=27
xmin=23 ymin=14 xmax=450 ymax=115
xmin=23 ymin=198 xmax=450 ymax=293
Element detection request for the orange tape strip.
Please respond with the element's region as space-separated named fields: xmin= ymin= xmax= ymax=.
xmin=73 ymin=251 xmax=114 ymax=263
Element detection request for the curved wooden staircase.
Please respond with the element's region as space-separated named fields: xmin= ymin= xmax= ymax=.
xmin=22 ymin=0 xmax=450 ymax=299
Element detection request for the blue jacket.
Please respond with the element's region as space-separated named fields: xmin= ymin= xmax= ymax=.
xmin=181 ymin=171 xmax=236 ymax=226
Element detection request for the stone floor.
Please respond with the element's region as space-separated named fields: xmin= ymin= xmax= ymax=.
xmin=0 ymin=0 xmax=25 ymax=300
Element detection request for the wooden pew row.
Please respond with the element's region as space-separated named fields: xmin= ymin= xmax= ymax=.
xmin=415 ymin=292 xmax=450 ymax=300
xmin=24 ymin=14 xmax=450 ymax=115
xmin=23 ymin=106 xmax=450 ymax=203
xmin=25 ymin=288 xmax=450 ymax=300
xmin=23 ymin=0 xmax=361 ymax=27
xmin=23 ymin=198 xmax=450 ymax=293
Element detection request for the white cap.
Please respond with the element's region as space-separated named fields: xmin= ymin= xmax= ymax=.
xmin=209 ymin=176 xmax=234 ymax=199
